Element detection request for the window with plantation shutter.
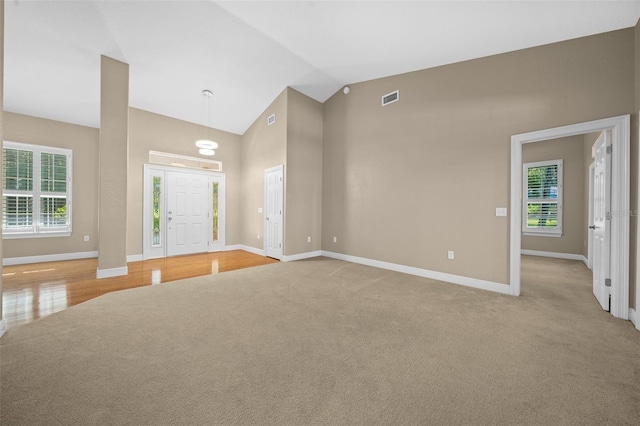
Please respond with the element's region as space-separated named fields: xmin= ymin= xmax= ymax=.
xmin=2 ymin=141 xmax=72 ymax=238
xmin=523 ymin=159 xmax=562 ymax=236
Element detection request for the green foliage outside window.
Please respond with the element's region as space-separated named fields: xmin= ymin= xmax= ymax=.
xmin=2 ymin=144 xmax=71 ymax=233
xmin=526 ymin=163 xmax=559 ymax=229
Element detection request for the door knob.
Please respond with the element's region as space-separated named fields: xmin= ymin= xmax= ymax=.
xmin=168 ymin=217 xmax=172 ymax=221
xmin=588 ymin=225 xmax=596 ymax=229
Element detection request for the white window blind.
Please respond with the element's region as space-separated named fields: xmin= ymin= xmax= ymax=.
xmin=2 ymin=141 xmax=72 ymax=238
xmin=523 ymin=159 xmax=562 ymax=236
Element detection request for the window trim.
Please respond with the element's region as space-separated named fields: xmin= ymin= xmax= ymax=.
xmin=2 ymin=141 xmax=73 ymax=238
xmin=522 ymin=159 xmax=563 ymax=237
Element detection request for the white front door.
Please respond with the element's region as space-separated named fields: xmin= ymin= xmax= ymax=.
xmin=265 ymin=165 xmax=283 ymax=260
xmin=167 ymin=170 xmax=209 ymax=257
xmin=592 ymin=131 xmax=611 ymax=311
xmin=143 ymin=165 xmax=226 ymax=260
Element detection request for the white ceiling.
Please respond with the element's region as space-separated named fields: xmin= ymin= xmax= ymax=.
xmin=5 ymin=1 xmax=640 ymax=135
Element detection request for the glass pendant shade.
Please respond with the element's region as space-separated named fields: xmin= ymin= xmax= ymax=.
xmin=195 ymin=140 xmax=218 ymax=150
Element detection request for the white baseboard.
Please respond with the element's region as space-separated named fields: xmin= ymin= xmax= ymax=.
xmin=2 ymin=251 xmax=99 ymax=266
xmin=521 ymin=249 xmax=587 ymax=264
xmin=630 ymin=308 xmax=639 ymax=330
xmin=0 ymin=319 xmax=5 ymax=339
xmin=282 ymin=250 xmax=322 ymax=262
xmin=122 ymin=247 xmax=317 ymax=262
xmin=96 ymin=266 xmax=128 ymax=279
xmin=226 ymin=244 xmax=265 ymax=256
xmin=321 ymin=251 xmax=510 ymax=295
xmin=127 ymin=254 xmax=143 ymax=262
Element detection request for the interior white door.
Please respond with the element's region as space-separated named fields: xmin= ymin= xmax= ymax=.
xmin=265 ymin=165 xmax=283 ymax=260
xmin=587 ymin=162 xmax=595 ymax=270
xmin=592 ymin=131 xmax=611 ymax=311
xmin=167 ymin=170 xmax=209 ymax=257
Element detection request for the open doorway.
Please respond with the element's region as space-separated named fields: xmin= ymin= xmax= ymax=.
xmin=510 ymin=115 xmax=630 ymax=320
xmin=520 ymin=130 xmax=606 ymax=309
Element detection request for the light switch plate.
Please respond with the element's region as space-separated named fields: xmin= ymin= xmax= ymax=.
xmin=496 ymin=207 xmax=508 ymax=217
xmin=258 ymin=208 xmax=263 ymax=213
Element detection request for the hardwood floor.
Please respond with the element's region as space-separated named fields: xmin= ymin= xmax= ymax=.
xmin=2 ymin=250 xmax=279 ymax=331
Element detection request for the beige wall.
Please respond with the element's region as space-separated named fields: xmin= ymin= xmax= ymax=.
xmin=285 ymin=88 xmax=323 ymax=256
xmin=239 ymin=87 xmax=322 ymax=256
xmin=322 ymin=29 xmax=635 ymax=284
xmin=521 ymin=136 xmax=585 ymax=255
xmin=2 ymin=112 xmax=99 ymax=258
xmin=127 ymin=108 xmax=242 ymax=256
xmin=240 ymin=89 xmax=287 ymax=249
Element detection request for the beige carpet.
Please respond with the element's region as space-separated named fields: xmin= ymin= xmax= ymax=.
xmin=1 ymin=256 xmax=639 ymax=425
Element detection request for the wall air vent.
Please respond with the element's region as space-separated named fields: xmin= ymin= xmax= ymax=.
xmin=149 ymin=151 xmax=222 ymax=171
xmin=382 ymin=90 xmax=399 ymax=106
xmin=267 ymin=113 xmax=276 ymax=126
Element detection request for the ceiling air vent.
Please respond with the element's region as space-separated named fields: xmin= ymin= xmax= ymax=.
xmin=267 ymin=113 xmax=276 ymax=126
xmin=382 ymin=90 xmax=399 ymax=106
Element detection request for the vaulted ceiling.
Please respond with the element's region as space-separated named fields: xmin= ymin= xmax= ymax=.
xmin=5 ymin=1 xmax=640 ymax=135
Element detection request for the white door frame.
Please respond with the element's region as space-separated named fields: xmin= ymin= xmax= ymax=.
xmin=510 ymin=115 xmax=630 ymax=320
xmin=143 ymin=164 xmax=225 ymax=259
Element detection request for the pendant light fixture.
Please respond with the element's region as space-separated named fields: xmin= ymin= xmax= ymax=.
xmin=196 ymin=89 xmax=218 ymax=156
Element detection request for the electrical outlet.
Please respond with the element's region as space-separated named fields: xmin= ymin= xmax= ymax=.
xmin=83 ymin=235 xmax=90 ymax=242
xmin=333 ymin=236 xmax=337 ymax=243
xmin=448 ymin=250 xmax=454 ymax=260
xmin=307 ymin=236 xmax=311 ymax=243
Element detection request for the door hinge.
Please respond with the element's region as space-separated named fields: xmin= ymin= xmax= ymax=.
xmin=606 ymin=211 xmax=611 ymax=221
xmin=606 ymin=145 xmax=612 ymax=154
xmin=279 ymin=243 xmax=282 ymax=248
xmin=605 ymin=278 xmax=611 ymax=287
